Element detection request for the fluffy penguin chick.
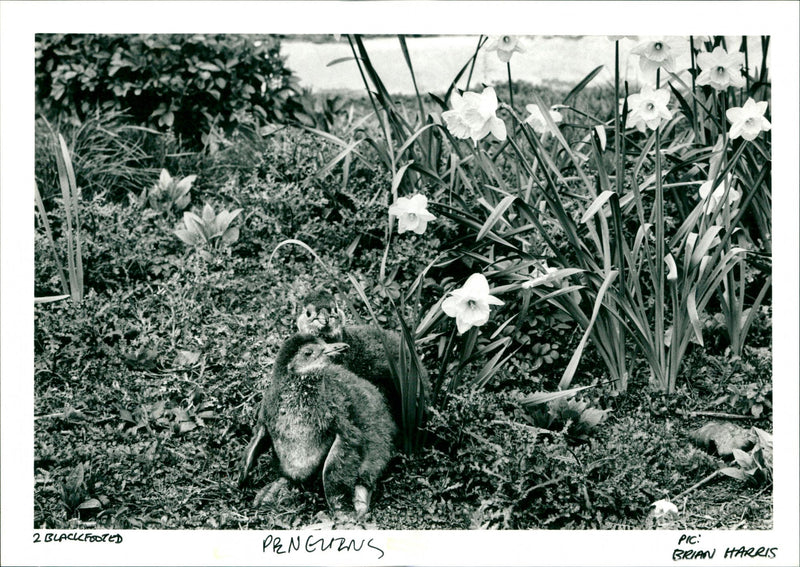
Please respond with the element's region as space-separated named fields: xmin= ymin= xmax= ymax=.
xmin=296 ymin=290 xmax=347 ymax=337
xmin=296 ymin=290 xmax=431 ymax=427
xmin=260 ymin=334 xmax=396 ymax=517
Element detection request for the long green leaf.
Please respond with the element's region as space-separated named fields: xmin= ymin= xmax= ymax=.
xmin=398 ymin=35 xmax=426 ymax=126
xmin=738 ymin=275 xmax=771 ymax=347
xmin=580 ymin=190 xmax=616 ymax=224
xmin=563 ymin=65 xmax=604 ymax=104
xmin=477 ymin=195 xmax=516 ymax=242
xmin=558 ymin=270 xmax=618 ymax=390
xmin=267 ymin=239 xmax=335 ymax=279
xmin=34 ymin=181 xmax=70 ymax=296
xmin=53 ymin=133 xmax=82 ymax=303
xmin=313 ymin=138 xmax=364 ymax=181
xmin=520 ymin=385 xmax=593 ymax=408
xmin=390 ymin=161 xmax=414 ymax=200
xmin=686 ymin=287 xmax=704 ymax=346
xmin=690 ymin=226 xmax=723 ymax=268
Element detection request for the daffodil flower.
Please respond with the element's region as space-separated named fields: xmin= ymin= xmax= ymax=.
xmin=696 ymin=46 xmax=745 ymax=91
xmin=442 ymin=87 xmax=507 ymax=145
xmin=522 ymin=262 xmax=560 ymax=288
xmin=651 ymin=499 xmax=679 ymax=518
xmin=631 ymin=37 xmax=676 ymax=74
xmin=699 ymin=175 xmax=740 ymax=214
xmin=691 ymin=35 xmax=711 ymax=51
xmin=388 ymin=193 xmax=436 ymax=235
xmin=441 ymin=273 xmax=504 ymax=334
xmin=524 ymin=104 xmax=563 ymax=135
xmin=726 ymin=98 xmax=771 ymax=141
xmin=485 ymin=35 xmax=526 ymax=63
xmin=625 ymin=86 xmax=672 ymax=132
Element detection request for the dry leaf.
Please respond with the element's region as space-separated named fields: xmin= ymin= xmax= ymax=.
xmin=690 ymin=421 xmax=756 ymax=456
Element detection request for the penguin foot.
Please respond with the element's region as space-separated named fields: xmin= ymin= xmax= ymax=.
xmin=326 ymin=491 xmax=347 ymax=515
xmin=353 ymin=485 xmax=371 ymax=518
xmin=254 ymin=477 xmax=291 ymax=507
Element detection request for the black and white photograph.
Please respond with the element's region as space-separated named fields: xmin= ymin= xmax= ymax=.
xmin=2 ymin=1 xmax=798 ymax=566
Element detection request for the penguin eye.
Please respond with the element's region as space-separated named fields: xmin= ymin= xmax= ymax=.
xmin=305 ymin=306 xmax=314 ymax=318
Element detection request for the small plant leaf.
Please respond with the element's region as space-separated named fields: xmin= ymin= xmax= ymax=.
xmin=202 ymin=203 xmax=216 ymax=223
xmin=177 ymin=421 xmax=197 ymax=434
xmin=182 ymin=211 xmax=204 ymax=236
xmin=719 ymin=466 xmax=748 ymax=481
xmin=175 ymin=229 xmax=200 ymax=246
xmin=732 ymin=448 xmax=755 ymax=471
xmin=580 ymin=407 xmax=609 ymax=428
xmin=221 ymin=226 xmax=240 ymax=246
xmin=175 ymin=174 xmax=196 ymax=194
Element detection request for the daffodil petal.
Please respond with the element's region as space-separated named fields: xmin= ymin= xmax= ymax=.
xmin=441 ymin=296 xmax=462 ymax=317
xmin=490 ymin=117 xmax=507 ymax=141
xmin=486 ymin=294 xmax=505 ymax=306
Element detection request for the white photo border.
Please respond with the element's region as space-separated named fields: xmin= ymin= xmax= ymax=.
xmin=2 ymin=1 xmax=798 ymax=566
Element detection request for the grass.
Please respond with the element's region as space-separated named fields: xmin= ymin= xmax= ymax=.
xmin=33 ymin=119 xmax=773 ymax=530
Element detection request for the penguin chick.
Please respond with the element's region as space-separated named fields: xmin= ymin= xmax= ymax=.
xmin=259 ymin=334 xmax=396 ymax=517
xmin=296 ymin=290 xmax=347 ymax=337
xmin=296 ymin=289 xmax=431 ymax=428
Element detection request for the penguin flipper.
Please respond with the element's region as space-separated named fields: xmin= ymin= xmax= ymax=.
xmin=238 ymin=423 xmax=271 ymax=487
xmin=321 ymin=433 xmax=360 ymax=513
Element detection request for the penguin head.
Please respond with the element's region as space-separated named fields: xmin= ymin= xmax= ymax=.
xmin=276 ymin=334 xmax=349 ymax=376
xmin=296 ymin=290 xmax=346 ymax=338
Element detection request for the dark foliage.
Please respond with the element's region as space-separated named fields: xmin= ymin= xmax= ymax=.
xmin=35 ymin=34 xmax=304 ymax=148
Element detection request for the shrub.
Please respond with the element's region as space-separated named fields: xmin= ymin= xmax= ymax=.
xmin=35 ymin=34 xmax=304 ymax=148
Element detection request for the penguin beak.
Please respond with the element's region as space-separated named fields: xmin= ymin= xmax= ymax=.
xmin=322 ymin=342 xmax=349 ymax=357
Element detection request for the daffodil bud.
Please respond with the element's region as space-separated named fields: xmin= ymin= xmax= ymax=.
xmin=664 ymin=253 xmax=678 ymax=282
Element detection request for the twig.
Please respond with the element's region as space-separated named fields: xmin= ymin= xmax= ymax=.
xmin=678 ymin=410 xmax=755 ymax=420
xmin=674 ymin=469 xmax=723 ymax=499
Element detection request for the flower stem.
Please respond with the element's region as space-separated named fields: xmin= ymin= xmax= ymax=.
xmin=742 ymin=35 xmax=751 ymax=95
xmin=654 ymin=68 xmax=667 ymax=391
xmin=655 ymin=124 xmax=666 ymax=391
xmin=506 ymin=62 xmax=514 ymax=109
xmin=612 ymin=40 xmax=628 ymax=391
xmin=689 ymin=36 xmax=701 ymax=143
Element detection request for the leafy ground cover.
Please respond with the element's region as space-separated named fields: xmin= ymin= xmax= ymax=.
xmin=34 ymin=123 xmax=772 ymax=530
xmin=34 ymin=34 xmax=773 ymax=531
